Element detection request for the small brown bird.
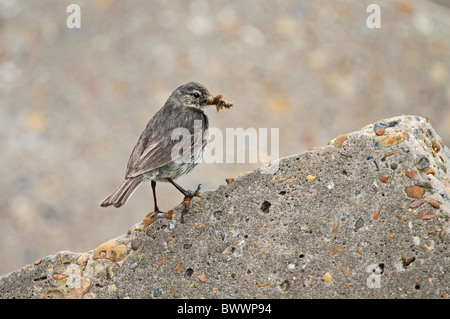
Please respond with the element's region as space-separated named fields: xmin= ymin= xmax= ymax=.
xmin=100 ymin=82 xmax=232 ymax=221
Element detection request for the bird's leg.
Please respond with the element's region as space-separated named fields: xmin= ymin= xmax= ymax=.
xmin=167 ymin=178 xmax=202 ymax=223
xmin=143 ymin=181 xmax=166 ymax=225
xmin=151 ymin=181 xmax=166 ymax=215
xmin=167 ymin=178 xmax=202 ymax=198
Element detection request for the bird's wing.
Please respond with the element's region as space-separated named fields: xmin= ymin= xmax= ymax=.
xmin=125 ymin=107 xmax=207 ymax=178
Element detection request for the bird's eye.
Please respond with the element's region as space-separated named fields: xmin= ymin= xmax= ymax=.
xmin=192 ymin=91 xmax=201 ymax=98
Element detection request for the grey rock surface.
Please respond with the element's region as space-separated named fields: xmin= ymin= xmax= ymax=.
xmin=2 ymin=0 xmax=450 ymax=276
xmin=0 ymin=115 xmax=448 ymax=299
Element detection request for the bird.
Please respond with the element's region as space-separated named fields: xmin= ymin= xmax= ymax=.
xmin=100 ymin=82 xmax=232 ymax=222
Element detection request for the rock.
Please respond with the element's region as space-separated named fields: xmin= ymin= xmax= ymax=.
xmin=405 ymin=170 xmax=418 ymax=178
xmin=354 ymin=218 xmax=365 ymax=231
xmin=417 ymin=210 xmax=436 ymax=220
xmin=153 ymin=288 xmax=162 ymax=298
xmin=324 ymin=272 xmax=333 ymax=284
xmin=198 ymin=273 xmax=207 ymax=283
xmin=59 ymin=254 xmax=71 ymax=265
xmin=409 ymin=200 xmax=424 ymax=208
xmin=416 ymin=155 xmax=430 ymax=170
xmin=375 ymin=128 xmax=385 ymax=136
xmin=380 ymin=176 xmax=389 ymax=183
xmin=329 ymin=134 xmax=348 ymax=148
xmin=225 ymin=178 xmax=234 ymax=185
xmin=76 ymin=254 xmax=89 ymax=266
xmin=0 ymin=115 xmax=448 ymax=299
xmin=130 ymin=239 xmax=141 ymax=251
xmin=93 ymin=241 xmax=127 ymax=263
xmin=52 ymin=273 xmax=68 ymax=280
xmin=405 ymin=186 xmax=425 ymax=199
xmin=374 ymin=132 xmax=409 ymax=149
xmin=428 ymin=198 xmax=440 ymax=209
xmin=373 ymin=119 xmax=401 ymax=131
xmin=65 ymin=277 xmax=91 ymax=299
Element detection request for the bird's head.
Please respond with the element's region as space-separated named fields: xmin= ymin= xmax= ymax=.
xmin=174 ymin=82 xmax=233 ymax=111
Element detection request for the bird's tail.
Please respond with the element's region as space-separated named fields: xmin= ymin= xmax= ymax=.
xmin=100 ymin=176 xmax=145 ymax=208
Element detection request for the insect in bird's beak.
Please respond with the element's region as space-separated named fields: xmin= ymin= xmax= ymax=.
xmin=207 ymin=95 xmax=233 ymax=112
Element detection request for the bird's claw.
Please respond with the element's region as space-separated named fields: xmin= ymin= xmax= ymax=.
xmin=180 ymin=184 xmax=202 ymax=223
xmin=143 ymin=208 xmax=170 ymax=226
xmin=183 ymin=184 xmax=202 ymax=200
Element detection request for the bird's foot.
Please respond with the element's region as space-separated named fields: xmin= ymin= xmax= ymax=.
xmin=180 ymin=184 xmax=202 ymax=223
xmin=183 ymin=184 xmax=202 ymax=200
xmin=144 ymin=208 xmax=170 ymax=226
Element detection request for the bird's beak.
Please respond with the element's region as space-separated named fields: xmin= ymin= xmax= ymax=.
xmin=207 ymin=94 xmax=233 ymax=112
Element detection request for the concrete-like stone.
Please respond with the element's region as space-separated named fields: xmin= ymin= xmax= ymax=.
xmin=0 ymin=115 xmax=448 ymax=299
xmin=2 ymin=0 xmax=450 ymax=279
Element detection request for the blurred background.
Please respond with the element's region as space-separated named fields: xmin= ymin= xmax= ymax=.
xmin=1 ymin=0 xmax=449 ymax=276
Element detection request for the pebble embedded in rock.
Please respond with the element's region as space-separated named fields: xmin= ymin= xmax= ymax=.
xmin=53 ymin=273 xmax=68 ymax=280
xmin=409 ymin=200 xmax=424 ymax=208
xmin=428 ymin=198 xmax=440 ymax=208
xmin=66 ymin=277 xmax=91 ymax=299
xmin=354 ymin=218 xmax=365 ymax=231
xmin=225 ymin=178 xmax=234 ymax=184
xmin=175 ymin=262 xmax=183 ymax=272
xmin=431 ymin=140 xmax=440 ymax=152
xmin=373 ymin=120 xmax=401 ymax=131
xmin=198 ymin=273 xmax=207 ymax=283
xmin=157 ymin=256 xmax=167 ymax=267
xmin=374 ymin=132 xmax=408 ymax=149
xmin=280 ymin=280 xmax=290 ymax=291
xmin=416 ymin=155 xmax=430 ymax=170
xmin=330 ymin=134 xmax=348 ymax=148
xmin=405 ymin=186 xmax=425 ymax=199
xmin=341 ymin=265 xmax=351 ymax=278
xmin=153 ymin=288 xmax=162 ymax=298
xmin=106 ymin=266 xmax=114 ymax=279
xmin=380 ymin=176 xmax=389 ymax=183
xmin=405 ymin=170 xmax=418 ymax=178
xmin=129 ymin=262 xmax=139 ymax=270
xmin=93 ymin=241 xmax=127 ymax=263
xmin=60 ymin=254 xmax=71 ymax=265
xmin=417 ymin=210 xmax=435 ymax=220
xmin=130 ymin=238 xmax=141 ymax=251
xmin=76 ymin=254 xmax=89 ymax=266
